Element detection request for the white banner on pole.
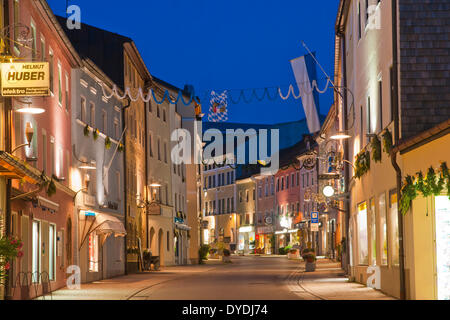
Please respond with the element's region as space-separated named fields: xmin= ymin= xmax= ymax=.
xmin=290 ymin=55 xmax=321 ymax=133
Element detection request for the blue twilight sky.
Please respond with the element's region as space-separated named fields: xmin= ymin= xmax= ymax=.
xmin=47 ymin=0 xmax=339 ymax=125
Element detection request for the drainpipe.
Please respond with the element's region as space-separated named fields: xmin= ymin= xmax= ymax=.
xmin=122 ymin=98 xmax=131 ymax=275
xmin=391 ymin=0 xmax=407 ymax=300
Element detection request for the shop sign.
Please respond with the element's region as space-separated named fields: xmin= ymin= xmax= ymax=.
xmin=311 ymin=212 xmax=319 ymax=232
xmin=1 ymin=62 xmax=50 ymax=96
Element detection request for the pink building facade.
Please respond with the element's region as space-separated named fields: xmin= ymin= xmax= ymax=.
xmin=6 ymin=0 xmax=81 ymax=299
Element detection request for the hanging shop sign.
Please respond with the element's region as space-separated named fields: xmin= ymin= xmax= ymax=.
xmin=1 ymin=62 xmax=50 ymax=96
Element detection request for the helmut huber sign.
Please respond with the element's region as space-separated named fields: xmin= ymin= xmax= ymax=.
xmin=1 ymin=62 xmax=50 ymax=96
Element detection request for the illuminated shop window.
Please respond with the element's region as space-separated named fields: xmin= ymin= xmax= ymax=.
xmin=389 ymin=191 xmax=399 ymax=266
xmin=357 ymin=202 xmax=369 ymax=265
xmin=88 ymin=233 xmax=99 ymax=272
xmin=379 ymin=192 xmax=388 ymax=265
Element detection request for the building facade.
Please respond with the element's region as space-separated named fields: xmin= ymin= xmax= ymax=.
xmin=2 ymin=0 xmax=81 ymax=299
xmin=70 ymin=60 xmax=126 ymax=283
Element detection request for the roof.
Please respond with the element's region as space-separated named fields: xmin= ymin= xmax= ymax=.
xmin=56 ymin=15 xmax=132 ymax=90
xmin=394 ymin=118 xmax=450 ymax=155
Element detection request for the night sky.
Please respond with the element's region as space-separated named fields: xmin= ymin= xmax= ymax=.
xmin=48 ymin=0 xmax=339 ymax=124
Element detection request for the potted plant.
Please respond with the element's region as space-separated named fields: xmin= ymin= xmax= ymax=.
xmin=83 ymin=124 xmax=90 ymax=137
xmin=222 ymin=249 xmax=231 ymax=263
xmin=198 ymin=244 xmax=210 ymax=264
xmin=302 ymin=248 xmax=316 ymax=272
xmin=93 ymin=128 xmax=99 ymax=141
xmin=287 ymin=248 xmax=300 ymax=260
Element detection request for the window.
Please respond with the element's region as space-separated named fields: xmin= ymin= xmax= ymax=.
xmin=32 ymin=220 xmax=40 ymax=283
xmin=13 ymin=0 xmax=20 ymax=53
xmin=49 ymin=224 xmax=56 ymax=280
xmin=311 ymin=174 xmax=314 ymax=186
xmin=367 ymin=96 xmax=371 ymax=134
xmin=114 ymin=118 xmax=119 ymax=140
xmin=89 ymin=233 xmax=99 ymax=272
xmin=281 ymin=177 xmax=284 ymax=190
xmin=163 ymin=108 xmax=166 ymax=122
xmin=58 ymin=63 xmax=63 ymax=105
xmin=239 ymin=191 xmax=243 ymax=203
xmin=65 ymin=73 xmax=69 ymax=111
xmin=390 ymin=66 xmax=395 ymax=123
xmin=49 ymin=48 xmax=54 ymax=93
xmin=291 ymin=174 xmax=295 ymax=188
xmin=89 ymin=102 xmax=95 ymax=128
xmin=31 ymin=21 xmax=37 ymax=60
xmin=389 ymin=191 xmax=399 ymax=266
xmin=306 ymin=173 xmax=309 ymax=187
xmin=276 ymin=178 xmax=279 ymax=192
xmin=149 ymin=133 xmax=153 ymax=157
xmin=378 ymin=79 xmax=383 ymax=132
xmin=80 ymin=97 xmax=86 ymax=122
xmin=116 ymin=171 xmax=121 ymax=200
xmin=296 ymin=172 xmax=300 ymax=186
xmin=167 ymin=231 xmax=170 ymax=251
xmin=286 ymin=175 xmax=289 ymax=189
xmin=42 ymin=131 xmax=47 ymax=173
xmin=357 ymin=202 xmax=369 ymax=265
xmin=246 ymin=190 xmax=249 ymax=202
xmin=360 ymin=106 xmax=364 ymax=145
xmin=365 ymin=0 xmax=369 ymax=27
xmin=50 ymin=137 xmax=55 ymax=176
xmin=157 ymin=138 xmax=161 ymax=160
xmin=164 ymin=142 xmax=168 ymax=163
xmin=357 ymin=1 xmax=362 ymax=40
xmin=40 ymin=37 xmax=45 ymax=61
xmin=102 ymin=110 xmax=107 ymax=134
xmin=212 ymin=175 xmax=216 ymax=188
xmin=157 ymin=105 xmax=160 ymax=118
xmin=370 ymin=198 xmax=376 ymax=265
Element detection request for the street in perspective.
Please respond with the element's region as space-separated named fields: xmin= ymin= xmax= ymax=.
xmin=0 ymin=1 xmax=449 ymax=316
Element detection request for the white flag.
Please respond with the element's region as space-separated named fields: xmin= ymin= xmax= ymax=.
xmin=290 ymin=54 xmax=321 ymax=133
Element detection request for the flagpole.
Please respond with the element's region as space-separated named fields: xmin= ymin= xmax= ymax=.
xmin=301 ymin=41 xmax=335 ymax=88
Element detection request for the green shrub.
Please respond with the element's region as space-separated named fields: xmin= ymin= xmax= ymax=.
xmin=199 ymin=244 xmax=210 ymax=264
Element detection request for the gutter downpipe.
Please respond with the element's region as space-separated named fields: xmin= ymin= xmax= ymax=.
xmin=391 ymin=0 xmax=407 ymax=300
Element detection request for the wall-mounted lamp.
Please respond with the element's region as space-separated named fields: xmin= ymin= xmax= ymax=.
xmin=12 ymin=122 xmax=34 ymax=154
xmin=329 ymin=132 xmax=352 ymax=140
xmin=15 ymin=101 xmax=45 ymax=115
xmin=323 ymin=185 xmax=335 ymax=198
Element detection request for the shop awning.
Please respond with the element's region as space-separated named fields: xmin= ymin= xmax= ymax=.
xmin=0 ymin=151 xmax=42 ymax=184
xmin=79 ymin=211 xmax=126 ymax=249
xmin=37 ymin=196 xmax=59 ymax=213
xmin=93 ymin=213 xmax=127 ymax=237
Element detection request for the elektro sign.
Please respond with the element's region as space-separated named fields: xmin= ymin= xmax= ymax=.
xmin=1 ymin=62 xmax=50 ymax=97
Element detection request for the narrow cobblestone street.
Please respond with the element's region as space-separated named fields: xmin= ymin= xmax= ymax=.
xmin=44 ymin=256 xmax=394 ymax=300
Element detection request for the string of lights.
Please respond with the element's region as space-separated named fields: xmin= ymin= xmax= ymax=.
xmin=97 ymin=77 xmax=332 ymax=106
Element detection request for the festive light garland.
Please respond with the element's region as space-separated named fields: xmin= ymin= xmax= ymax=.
xmin=97 ymin=77 xmax=332 ymax=107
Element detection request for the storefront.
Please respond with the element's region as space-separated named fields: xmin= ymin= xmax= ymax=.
xmin=256 ymin=226 xmax=274 ymax=254
xmin=78 ymin=210 xmax=126 ymax=283
xmin=399 ymin=122 xmax=450 ymax=300
xmin=174 ymin=217 xmax=191 ymax=265
xmin=238 ymin=225 xmax=255 ymax=254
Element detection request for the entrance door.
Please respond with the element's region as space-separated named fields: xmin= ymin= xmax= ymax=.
xmin=435 ymin=196 xmax=450 ymax=300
